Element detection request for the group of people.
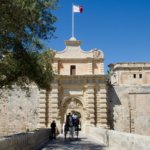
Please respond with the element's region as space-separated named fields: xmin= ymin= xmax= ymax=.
xmin=50 ymin=112 xmax=81 ymax=140
xmin=64 ymin=112 xmax=81 ymax=140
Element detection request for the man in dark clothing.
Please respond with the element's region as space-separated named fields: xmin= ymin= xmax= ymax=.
xmin=51 ymin=120 xmax=56 ymax=139
xmin=66 ymin=113 xmax=71 ymax=126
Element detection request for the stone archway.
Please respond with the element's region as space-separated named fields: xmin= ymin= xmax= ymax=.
xmin=60 ymin=97 xmax=84 ymax=132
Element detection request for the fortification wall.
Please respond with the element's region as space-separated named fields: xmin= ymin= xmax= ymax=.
xmin=108 ymin=85 xmax=150 ymax=136
xmin=85 ymin=126 xmax=150 ymax=150
xmin=0 ymin=129 xmax=50 ymax=150
xmin=0 ymin=85 xmax=40 ymax=136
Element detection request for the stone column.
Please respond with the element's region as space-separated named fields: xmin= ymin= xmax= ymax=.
xmin=95 ymin=87 xmax=101 ymax=126
xmin=85 ymin=84 xmax=95 ymax=125
xmin=48 ymin=83 xmax=61 ymax=131
xmin=87 ymin=59 xmax=93 ymax=75
xmin=100 ymin=62 xmax=104 ymax=74
xmin=38 ymin=89 xmax=47 ymax=128
xmin=96 ymin=86 xmax=108 ymax=128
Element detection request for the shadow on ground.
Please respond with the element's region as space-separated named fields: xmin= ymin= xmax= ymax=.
xmin=40 ymin=134 xmax=107 ymax=150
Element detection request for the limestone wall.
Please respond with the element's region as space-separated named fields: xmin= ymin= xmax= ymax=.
xmin=109 ymin=62 xmax=150 ymax=85
xmin=108 ymin=85 xmax=150 ymax=136
xmin=0 ymin=85 xmax=41 ymax=136
xmin=108 ymin=130 xmax=150 ymax=150
xmin=85 ymin=126 xmax=150 ymax=150
xmin=0 ymin=129 xmax=51 ymax=150
xmin=54 ymin=60 xmax=104 ymax=75
xmin=59 ymin=61 xmax=89 ymax=75
xmin=53 ymin=39 xmax=104 ymax=75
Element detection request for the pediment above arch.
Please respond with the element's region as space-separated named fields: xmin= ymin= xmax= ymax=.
xmin=54 ymin=39 xmax=104 ymax=60
xmin=55 ymin=48 xmax=104 ymax=59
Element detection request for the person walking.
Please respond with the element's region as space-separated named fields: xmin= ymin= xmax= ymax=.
xmin=66 ymin=113 xmax=74 ymax=139
xmin=72 ymin=113 xmax=80 ymax=139
xmin=51 ymin=120 xmax=56 ymax=139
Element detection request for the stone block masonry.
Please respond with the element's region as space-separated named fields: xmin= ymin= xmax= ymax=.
xmin=108 ymin=85 xmax=150 ymax=135
xmin=0 ymin=85 xmax=40 ymax=136
xmin=0 ymin=129 xmax=51 ymax=150
xmin=85 ymin=126 xmax=150 ymax=150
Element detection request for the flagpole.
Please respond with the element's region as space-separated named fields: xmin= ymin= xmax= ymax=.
xmin=72 ymin=4 xmax=74 ymax=38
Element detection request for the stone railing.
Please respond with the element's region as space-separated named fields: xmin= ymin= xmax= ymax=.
xmin=85 ymin=126 xmax=150 ymax=150
xmin=0 ymin=128 xmax=51 ymax=150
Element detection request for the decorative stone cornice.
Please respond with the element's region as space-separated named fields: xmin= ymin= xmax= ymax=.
xmin=65 ymin=37 xmax=81 ymax=47
xmin=109 ymin=62 xmax=150 ymax=71
xmin=55 ymin=74 xmax=106 ymax=79
xmin=54 ymin=37 xmax=104 ymax=60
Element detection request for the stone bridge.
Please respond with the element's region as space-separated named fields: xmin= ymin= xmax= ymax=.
xmin=0 ymin=127 xmax=150 ymax=150
xmin=42 ymin=133 xmax=108 ymax=150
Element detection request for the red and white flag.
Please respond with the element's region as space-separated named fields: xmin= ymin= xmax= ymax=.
xmin=73 ymin=5 xmax=83 ymax=13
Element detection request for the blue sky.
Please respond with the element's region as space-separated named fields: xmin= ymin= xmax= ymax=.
xmin=45 ymin=0 xmax=150 ymax=72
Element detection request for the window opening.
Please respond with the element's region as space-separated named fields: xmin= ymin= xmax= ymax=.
xmin=139 ymin=74 xmax=142 ymax=78
xmin=133 ymin=74 xmax=136 ymax=78
xmin=70 ymin=65 xmax=76 ymax=75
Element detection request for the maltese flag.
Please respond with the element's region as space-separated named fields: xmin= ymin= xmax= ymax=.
xmin=73 ymin=5 xmax=83 ymax=13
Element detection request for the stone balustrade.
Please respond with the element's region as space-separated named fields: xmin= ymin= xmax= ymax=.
xmin=0 ymin=129 xmax=51 ymax=150
xmin=85 ymin=126 xmax=150 ymax=150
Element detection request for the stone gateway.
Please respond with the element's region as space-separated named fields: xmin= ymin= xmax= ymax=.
xmin=43 ymin=37 xmax=108 ymax=132
xmin=0 ymin=38 xmax=150 ymax=136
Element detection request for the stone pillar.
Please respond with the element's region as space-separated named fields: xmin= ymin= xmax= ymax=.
xmin=38 ymin=89 xmax=47 ymax=128
xmin=96 ymin=87 xmax=101 ymax=126
xmin=48 ymin=83 xmax=61 ymax=131
xmin=96 ymin=86 xmax=108 ymax=128
xmin=85 ymin=84 xmax=95 ymax=125
xmin=88 ymin=59 xmax=93 ymax=75
xmin=100 ymin=62 xmax=104 ymax=74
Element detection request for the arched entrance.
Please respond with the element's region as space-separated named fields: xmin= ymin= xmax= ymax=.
xmin=60 ymin=97 xmax=84 ymax=132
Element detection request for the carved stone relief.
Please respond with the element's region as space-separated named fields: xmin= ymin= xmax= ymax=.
xmin=93 ymin=49 xmax=101 ymax=58
xmin=66 ymin=98 xmax=82 ymax=109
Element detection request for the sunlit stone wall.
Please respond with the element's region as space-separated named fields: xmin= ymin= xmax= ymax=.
xmin=0 ymin=85 xmax=40 ymax=136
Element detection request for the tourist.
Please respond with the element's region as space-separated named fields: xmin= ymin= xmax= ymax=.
xmin=66 ymin=113 xmax=74 ymax=139
xmin=64 ymin=122 xmax=68 ymax=140
xmin=73 ymin=114 xmax=80 ymax=139
xmin=72 ymin=113 xmax=77 ymax=120
xmin=51 ymin=120 xmax=56 ymax=139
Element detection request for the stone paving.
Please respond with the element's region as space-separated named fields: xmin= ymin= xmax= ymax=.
xmin=41 ymin=133 xmax=109 ymax=150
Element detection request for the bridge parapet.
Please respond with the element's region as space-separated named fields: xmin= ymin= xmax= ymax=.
xmin=85 ymin=125 xmax=150 ymax=150
xmin=0 ymin=128 xmax=51 ymax=150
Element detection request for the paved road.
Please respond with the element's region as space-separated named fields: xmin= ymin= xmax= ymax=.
xmin=41 ymin=133 xmax=108 ymax=150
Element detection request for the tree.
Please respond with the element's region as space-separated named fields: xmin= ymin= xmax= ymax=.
xmin=0 ymin=0 xmax=58 ymax=89
xmin=0 ymin=50 xmax=54 ymax=89
xmin=0 ymin=0 xmax=58 ymax=52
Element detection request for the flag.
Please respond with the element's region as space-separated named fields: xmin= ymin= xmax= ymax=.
xmin=73 ymin=5 xmax=83 ymax=13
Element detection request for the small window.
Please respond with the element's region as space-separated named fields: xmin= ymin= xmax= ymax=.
xmin=133 ymin=74 xmax=136 ymax=78
xmin=139 ymin=74 xmax=142 ymax=78
xmin=70 ymin=65 xmax=76 ymax=75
